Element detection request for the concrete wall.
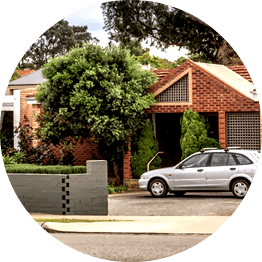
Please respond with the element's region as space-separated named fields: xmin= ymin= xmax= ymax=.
xmin=8 ymin=160 xmax=108 ymax=215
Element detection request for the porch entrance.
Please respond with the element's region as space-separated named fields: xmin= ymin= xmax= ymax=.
xmin=155 ymin=113 xmax=182 ymax=167
xmin=154 ymin=112 xmax=219 ymax=168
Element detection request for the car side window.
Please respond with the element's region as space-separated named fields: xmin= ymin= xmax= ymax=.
xmin=182 ymin=154 xmax=210 ymax=168
xmin=210 ymin=153 xmax=236 ymax=166
xmin=235 ymin=154 xmax=253 ymax=165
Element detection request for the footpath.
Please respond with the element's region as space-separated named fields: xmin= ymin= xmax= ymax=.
xmin=32 ymin=214 xmax=230 ymax=234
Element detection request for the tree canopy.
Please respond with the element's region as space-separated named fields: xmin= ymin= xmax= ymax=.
xmin=135 ymin=52 xmax=174 ymax=69
xmin=19 ymin=20 xmax=99 ymax=70
xmin=36 ymin=44 xmax=157 ymax=167
xmin=101 ymin=0 xmax=240 ymax=65
xmin=119 ymin=39 xmax=149 ymax=56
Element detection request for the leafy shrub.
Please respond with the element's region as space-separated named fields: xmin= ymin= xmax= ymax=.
xmin=131 ymin=119 xmax=161 ymax=179
xmin=0 ymin=133 xmax=12 ymax=154
xmin=59 ymin=147 xmax=75 ymax=166
xmin=107 ymin=183 xmax=116 ymax=194
xmin=12 ymin=152 xmax=25 ymax=164
xmin=3 ymin=152 xmax=26 ymax=164
xmin=14 ymin=116 xmax=34 ymax=157
xmin=107 ymin=183 xmax=127 ymax=194
xmin=13 ymin=118 xmax=74 ymax=166
xmin=114 ymin=185 xmax=127 ymax=193
xmin=3 ymin=155 xmax=15 ymax=165
xmin=180 ymin=108 xmax=221 ymax=159
xmin=26 ymin=142 xmax=59 ymax=165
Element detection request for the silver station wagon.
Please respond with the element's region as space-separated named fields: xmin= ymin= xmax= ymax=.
xmin=139 ymin=148 xmax=260 ymax=198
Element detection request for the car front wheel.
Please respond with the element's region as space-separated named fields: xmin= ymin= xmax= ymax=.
xmin=149 ymin=179 xmax=167 ymax=197
xmin=232 ymin=179 xmax=249 ymax=198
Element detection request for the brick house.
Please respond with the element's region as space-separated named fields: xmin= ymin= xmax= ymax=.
xmin=2 ymin=60 xmax=260 ymax=181
xmin=123 ymin=60 xmax=260 ymax=180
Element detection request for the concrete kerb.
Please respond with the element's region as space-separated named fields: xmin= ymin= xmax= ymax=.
xmin=32 ymin=214 xmax=230 ymax=235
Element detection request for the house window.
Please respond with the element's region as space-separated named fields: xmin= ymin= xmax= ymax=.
xmin=156 ymin=74 xmax=188 ymax=103
xmin=226 ymin=112 xmax=261 ymax=150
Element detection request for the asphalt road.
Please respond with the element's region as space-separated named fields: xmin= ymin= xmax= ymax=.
xmin=52 ymin=233 xmax=209 ymax=262
xmin=51 ymin=191 xmax=241 ymax=261
xmin=108 ymin=191 xmax=242 ymax=216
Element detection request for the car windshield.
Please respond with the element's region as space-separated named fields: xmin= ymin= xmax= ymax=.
xmin=182 ymin=154 xmax=209 ymax=168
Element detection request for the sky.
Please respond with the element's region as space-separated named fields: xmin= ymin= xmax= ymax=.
xmin=65 ymin=4 xmax=188 ymax=61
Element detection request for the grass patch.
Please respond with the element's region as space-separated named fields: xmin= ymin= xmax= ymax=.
xmin=35 ymin=218 xmax=126 ymax=223
xmin=5 ymin=164 xmax=86 ymax=174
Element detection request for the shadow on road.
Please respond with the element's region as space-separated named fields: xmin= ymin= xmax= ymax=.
xmin=131 ymin=192 xmax=239 ymax=200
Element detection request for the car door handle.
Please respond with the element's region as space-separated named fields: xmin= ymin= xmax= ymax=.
xmin=230 ymin=168 xmax=236 ymax=171
xmin=197 ymin=169 xmax=204 ymax=172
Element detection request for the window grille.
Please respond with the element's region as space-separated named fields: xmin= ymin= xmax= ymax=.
xmin=226 ymin=112 xmax=261 ymax=150
xmin=156 ymin=74 xmax=188 ymax=103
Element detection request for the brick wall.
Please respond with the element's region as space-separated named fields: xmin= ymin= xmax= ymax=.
xmin=8 ymin=160 xmax=108 ymax=215
xmin=20 ymin=88 xmax=41 ymax=146
xmin=20 ymin=88 xmax=102 ymax=165
xmin=148 ymin=60 xmax=260 ymax=114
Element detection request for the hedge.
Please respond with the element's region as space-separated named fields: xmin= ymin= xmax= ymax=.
xmin=5 ymin=164 xmax=86 ymax=174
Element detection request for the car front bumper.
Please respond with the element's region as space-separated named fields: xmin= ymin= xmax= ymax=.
xmin=138 ymin=178 xmax=149 ymax=191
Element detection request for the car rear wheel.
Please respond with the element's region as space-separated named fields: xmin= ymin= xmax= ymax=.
xmin=149 ymin=179 xmax=167 ymax=197
xmin=232 ymin=179 xmax=249 ymax=198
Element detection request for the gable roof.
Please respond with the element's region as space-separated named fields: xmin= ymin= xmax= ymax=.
xmin=19 ymin=69 xmax=35 ymax=77
xmin=152 ymin=60 xmax=257 ymax=102
xmin=195 ymin=62 xmax=256 ymax=101
xmin=227 ymin=65 xmax=253 ymax=83
xmin=9 ymin=69 xmax=46 ymax=86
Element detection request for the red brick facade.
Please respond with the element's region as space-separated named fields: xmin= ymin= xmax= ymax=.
xmin=123 ymin=60 xmax=260 ymax=179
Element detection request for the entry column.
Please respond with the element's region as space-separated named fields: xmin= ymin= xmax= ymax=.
xmin=123 ymin=136 xmax=132 ymax=180
xmin=218 ymin=111 xmax=226 ymax=148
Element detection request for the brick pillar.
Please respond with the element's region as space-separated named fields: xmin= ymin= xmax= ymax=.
xmin=123 ymin=137 xmax=132 ymax=180
xmin=218 ymin=111 xmax=226 ymax=148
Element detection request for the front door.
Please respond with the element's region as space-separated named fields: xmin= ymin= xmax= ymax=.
xmin=173 ymin=153 xmax=210 ymax=190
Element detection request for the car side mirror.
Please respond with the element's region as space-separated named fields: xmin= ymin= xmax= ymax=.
xmin=179 ymin=164 xmax=185 ymax=169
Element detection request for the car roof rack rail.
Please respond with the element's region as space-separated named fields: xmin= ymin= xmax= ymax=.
xmin=224 ymin=147 xmax=242 ymax=152
xmin=200 ymin=148 xmax=218 ymax=153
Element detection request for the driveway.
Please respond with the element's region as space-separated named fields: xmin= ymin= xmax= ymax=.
xmin=108 ymin=191 xmax=242 ymax=216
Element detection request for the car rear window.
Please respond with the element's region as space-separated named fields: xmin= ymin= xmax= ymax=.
xmin=234 ymin=154 xmax=253 ymax=165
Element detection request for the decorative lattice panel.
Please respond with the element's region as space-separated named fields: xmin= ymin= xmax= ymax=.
xmin=226 ymin=112 xmax=261 ymax=150
xmin=156 ymin=74 xmax=188 ymax=103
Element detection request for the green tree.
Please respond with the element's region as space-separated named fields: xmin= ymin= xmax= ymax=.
xmin=172 ymin=54 xmax=212 ymax=68
xmin=19 ymin=20 xmax=99 ymax=69
xmin=119 ymin=39 xmax=149 ymax=56
xmin=36 ymin=44 xmax=157 ymax=183
xmin=131 ymin=119 xmax=161 ymax=179
xmin=101 ymin=1 xmax=240 ymax=65
xmin=135 ymin=52 xmax=173 ymax=69
xmin=180 ymin=108 xmax=220 ymax=159
xmin=10 ymin=67 xmax=21 ymax=81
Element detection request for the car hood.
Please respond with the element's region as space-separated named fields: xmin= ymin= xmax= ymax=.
xmin=142 ymin=167 xmax=174 ymax=178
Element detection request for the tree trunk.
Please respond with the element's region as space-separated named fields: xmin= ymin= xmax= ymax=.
xmin=213 ymin=39 xmax=241 ymax=65
xmin=112 ymin=160 xmax=123 ymax=186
